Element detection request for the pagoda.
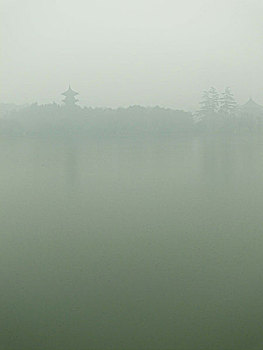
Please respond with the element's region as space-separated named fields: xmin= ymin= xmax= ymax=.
xmin=240 ymin=98 xmax=263 ymax=129
xmin=62 ymin=85 xmax=79 ymax=107
xmin=242 ymin=98 xmax=263 ymax=115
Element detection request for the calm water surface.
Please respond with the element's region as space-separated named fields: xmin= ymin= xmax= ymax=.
xmin=1 ymin=135 xmax=263 ymax=350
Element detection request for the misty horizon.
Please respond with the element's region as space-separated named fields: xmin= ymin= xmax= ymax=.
xmin=1 ymin=85 xmax=262 ymax=112
xmin=2 ymin=2 xmax=263 ymax=350
xmin=1 ymin=0 xmax=263 ymax=109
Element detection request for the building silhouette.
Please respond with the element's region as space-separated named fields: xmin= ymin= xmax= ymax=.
xmin=240 ymin=98 xmax=263 ymax=129
xmin=62 ymin=85 xmax=79 ymax=107
xmin=242 ymin=98 xmax=263 ymax=115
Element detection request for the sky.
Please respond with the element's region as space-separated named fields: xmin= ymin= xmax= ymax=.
xmin=1 ymin=0 xmax=263 ymax=110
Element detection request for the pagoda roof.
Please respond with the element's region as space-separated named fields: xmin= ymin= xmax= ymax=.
xmin=62 ymin=85 xmax=79 ymax=96
xmin=242 ymin=98 xmax=263 ymax=111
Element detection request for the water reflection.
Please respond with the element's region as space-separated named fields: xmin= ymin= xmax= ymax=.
xmin=64 ymin=138 xmax=79 ymax=192
xmin=1 ymin=135 xmax=263 ymax=350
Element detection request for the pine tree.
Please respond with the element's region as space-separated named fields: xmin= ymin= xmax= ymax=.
xmin=208 ymin=87 xmax=220 ymax=113
xmin=199 ymin=87 xmax=219 ymax=115
xmin=219 ymin=87 xmax=237 ymax=115
xmin=199 ymin=90 xmax=211 ymax=117
xmin=197 ymin=87 xmax=219 ymax=124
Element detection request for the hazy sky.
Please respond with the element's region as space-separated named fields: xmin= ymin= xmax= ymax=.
xmin=1 ymin=0 xmax=263 ymax=110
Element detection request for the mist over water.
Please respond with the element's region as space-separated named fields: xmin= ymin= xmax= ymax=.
xmin=1 ymin=134 xmax=263 ymax=350
xmin=2 ymin=0 xmax=263 ymax=348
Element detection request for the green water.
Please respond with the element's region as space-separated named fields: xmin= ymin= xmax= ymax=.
xmin=1 ymin=135 xmax=263 ymax=350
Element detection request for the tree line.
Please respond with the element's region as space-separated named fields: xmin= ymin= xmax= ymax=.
xmin=0 ymin=87 xmax=262 ymax=136
xmin=195 ymin=87 xmax=262 ymax=131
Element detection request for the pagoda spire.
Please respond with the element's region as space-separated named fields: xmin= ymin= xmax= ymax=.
xmin=62 ymin=85 xmax=79 ymax=106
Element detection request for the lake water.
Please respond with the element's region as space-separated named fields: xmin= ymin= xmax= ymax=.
xmin=1 ymin=134 xmax=263 ymax=350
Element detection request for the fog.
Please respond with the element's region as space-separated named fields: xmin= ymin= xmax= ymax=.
xmin=2 ymin=1 xmax=263 ymax=350
xmin=1 ymin=0 xmax=263 ymax=109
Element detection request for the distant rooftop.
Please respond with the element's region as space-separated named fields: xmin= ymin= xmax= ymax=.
xmin=62 ymin=85 xmax=79 ymax=97
xmin=242 ymin=98 xmax=263 ymax=110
